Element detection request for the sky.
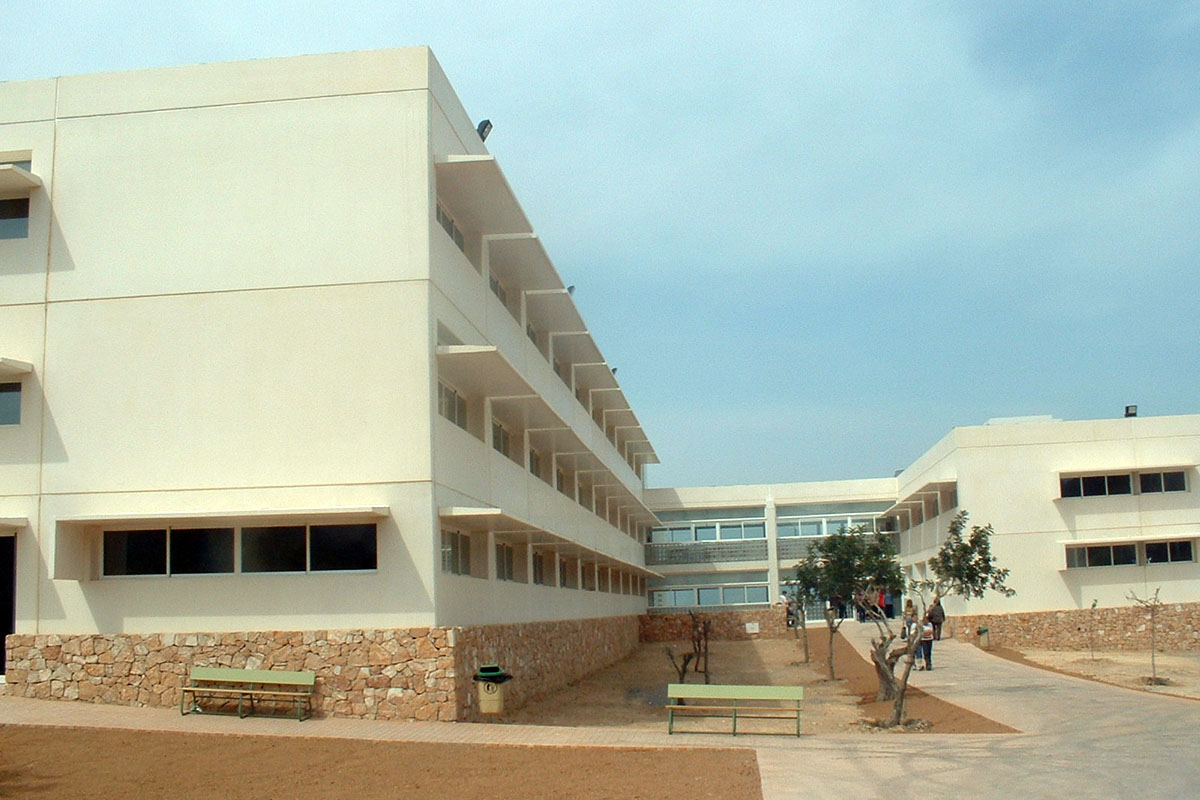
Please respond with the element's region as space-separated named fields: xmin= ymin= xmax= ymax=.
xmin=4 ymin=2 xmax=1199 ymax=488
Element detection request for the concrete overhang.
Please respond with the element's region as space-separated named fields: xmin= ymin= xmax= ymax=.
xmin=525 ymin=289 xmax=586 ymax=334
xmin=436 ymin=345 xmax=533 ymax=397
xmin=880 ymin=481 xmax=957 ymax=518
xmin=0 ymin=517 xmax=29 ymax=533
xmin=487 ymin=234 xmax=560 ymax=292
xmin=435 ymin=155 xmax=532 ymax=235
xmin=56 ymin=506 xmax=391 ymax=528
xmin=438 ymin=505 xmax=661 ymax=578
xmin=0 ymin=164 xmax=40 ymax=198
xmin=0 ymin=358 xmax=34 ymax=379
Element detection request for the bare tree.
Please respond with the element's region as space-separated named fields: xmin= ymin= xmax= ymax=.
xmin=1126 ymin=587 xmax=1165 ymax=685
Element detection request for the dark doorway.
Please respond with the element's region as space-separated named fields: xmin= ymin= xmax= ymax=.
xmin=0 ymin=536 xmax=13 ymax=675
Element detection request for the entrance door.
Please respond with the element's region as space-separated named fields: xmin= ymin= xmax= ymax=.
xmin=0 ymin=536 xmax=13 ymax=675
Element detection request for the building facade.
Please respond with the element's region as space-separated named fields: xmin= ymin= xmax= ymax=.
xmin=0 ymin=48 xmax=657 ymax=692
xmin=646 ymin=414 xmax=1200 ymax=624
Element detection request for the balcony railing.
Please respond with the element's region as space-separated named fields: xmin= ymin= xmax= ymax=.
xmin=645 ymin=539 xmax=769 ymax=566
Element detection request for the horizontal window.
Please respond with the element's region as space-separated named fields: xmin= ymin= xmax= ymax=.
xmin=101 ymin=523 xmax=377 ymax=577
xmin=1066 ymin=539 xmax=1194 ymax=569
xmin=1140 ymin=471 xmax=1187 ymax=494
xmin=650 ymin=583 xmax=771 ymax=609
xmin=1062 ymin=470 xmax=1188 ymax=499
xmin=1145 ymin=539 xmax=1193 ymax=565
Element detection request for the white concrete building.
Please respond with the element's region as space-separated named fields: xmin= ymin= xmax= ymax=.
xmin=2 ymin=48 xmax=1198 ymax=693
xmin=0 ymin=48 xmax=658 ymax=676
xmin=646 ymin=414 xmax=1200 ymax=620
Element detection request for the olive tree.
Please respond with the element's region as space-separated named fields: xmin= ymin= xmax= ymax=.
xmin=792 ymin=527 xmax=903 ymax=681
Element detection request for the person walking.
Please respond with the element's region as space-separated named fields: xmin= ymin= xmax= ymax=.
xmin=927 ymin=595 xmax=946 ymax=640
xmin=918 ymin=613 xmax=935 ymax=670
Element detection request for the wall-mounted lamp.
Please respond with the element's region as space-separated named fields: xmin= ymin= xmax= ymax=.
xmin=1124 ymin=405 xmax=1138 ymax=418
xmin=476 ymin=119 xmax=493 ymax=141
xmin=566 ymin=285 xmax=575 ymax=295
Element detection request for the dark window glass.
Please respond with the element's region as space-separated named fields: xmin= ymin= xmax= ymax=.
xmin=0 ymin=383 xmax=19 ymax=425
xmin=242 ymin=526 xmax=306 ymax=572
xmin=1163 ymin=471 xmax=1186 ymax=492
xmin=1060 ymin=477 xmax=1082 ymax=498
xmin=1112 ymin=544 xmax=1137 ymax=565
xmin=1145 ymin=542 xmax=1168 ymax=564
xmin=1169 ymin=540 xmax=1193 ymax=562
xmin=103 ymin=530 xmax=166 ymax=576
xmin=0 ymin=197 xmax=30 ymax=239
xmin=1106 ymin=474 xmax=1132 ymax=495
xmin=1140 ymin=473 xmax=1163 ymax=493
xmin=310 ymin=524 xmax=377 ymax=571
xmin=1086 ymin=546 xmax=1112 ymax=567
xmin=170 ymin=528 xmax=234 ymax=574
xmin=1081 ymin=476 xmax=1107 ymax=496
xmin=1066 ymin=547 xmax=1086 ymax=569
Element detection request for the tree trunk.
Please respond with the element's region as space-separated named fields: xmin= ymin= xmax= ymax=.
xmin=870 ymin=638 xmax=899 ymax=701
xmin=799 ymin=612 xmax=810 ymax=664
xmin=888 ymin=638 xmax=921 ymax=727
xmin=824 ymin=608 xmax=838 ymax=681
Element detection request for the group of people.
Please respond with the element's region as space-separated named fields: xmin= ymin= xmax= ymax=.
xmin=903 ymin=596 xmax=945 ymax=670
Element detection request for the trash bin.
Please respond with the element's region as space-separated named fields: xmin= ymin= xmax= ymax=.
xmin=977 ymin=626 xmax=990 ymax=651
xmin=472 ymin=664 xmax=513 ymax=714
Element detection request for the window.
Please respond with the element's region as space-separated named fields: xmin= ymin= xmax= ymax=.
xmin=101 ymin=523 xmax=377 ymax=577
xmin=559 ymin=557 xmax=571 ymax=587
xmin=169 ymin=527 xmax=235 ymax=574
xmin=0 ymin=382 xmax=19 ymax=425
xmin=441 ymin=530 xmax=472 ymax=576
xmin=489 ymin=273 xmax=507 ymax=306
xmin=1060 ymin=473 xmax=1133 ymax=498
xmin=695 ymin=525 xmax=717 ymax=541
xmin=495 ymin=542 xmax=515 ymax=581
xmin=556 ymin=468 xmax=566 ymax=493
xmin=103 ymin=530 xmax=167 ymax=576
xmin=435 ymin=202 xmax=465 ymax=252
xmin=492 ymin=420 xmax=511 ymax=456
xmin=1145 ymin=539 xmax=1194 ymax=564
xmin=1065 ymin=543 xmax=1136 ymax=568
xmin=310 ymin=524 xmax=377 ymax=571
xmin=745 ymin=586 xmax=770 ymax=603
xmin=437 ymin=381 xmax=468 ymax=430
xmin=526 ymin=322 xmax=538 ymax=346
xmin=0 ymin=198 xmax=29 ymax=240
xmin=532 ymin=551 xmax=546 ymax=585
xmin=1140 ymin=471 xmax=1187 ymax=494
xmin=697 ymin=587 xmax=721 ymax=606
xmin=529 ymin=449 xmax=542 ymax=478
xmin=242 ymin=526 xmax=306 ymax=572
xmin=777 ymin=522 xmax=799 ymax=538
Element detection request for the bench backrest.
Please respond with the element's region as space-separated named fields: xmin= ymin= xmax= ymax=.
xmin=189 ymin=666 xmax=315 ymax=687
xmin=667 ymin=683 xmax=803 ymax=701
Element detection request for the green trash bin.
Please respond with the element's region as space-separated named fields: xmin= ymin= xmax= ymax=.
xmin=977 ymin=625 xmax=990 ymax=651
xmin=472 ymin=664 xmax=513 ymax=714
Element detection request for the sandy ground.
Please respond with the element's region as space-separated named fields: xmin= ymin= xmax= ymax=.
xmin=994 ymin=646 xmax=1200 ymax=700
xmin=0 ymin=726 xmax=761 ymax=800
xmin=0 ymin=631 xmax=1014 ymax=799
xmin=510 ymin=629 xmax=1014 ymax=734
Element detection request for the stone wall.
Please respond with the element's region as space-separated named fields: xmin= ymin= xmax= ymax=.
xmin=3 ymin=615 xmax=642 ymax=721
xmin=453 ymin=615 xmax=640 ymax=718
xmin=638 ymin=607 xmax=789 ymax=642
xmin=950 ymin=601 xmax=1200 ymax=652
xmin=3 ymin=628 xmax=458 ymax=720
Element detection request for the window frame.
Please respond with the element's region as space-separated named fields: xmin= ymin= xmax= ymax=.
xmin=0 ymin=382 xmax=20 ymax=426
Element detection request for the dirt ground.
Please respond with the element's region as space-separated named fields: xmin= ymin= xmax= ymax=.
xmin=0 ymin=631 xmax=1012 ymax=799
xmin=0 ymin=726 xmax=760 ymax=800
xmin=510 ymin=629 xmax=1014 ymax=734
xmin=991 ymin=646 xmax=1200 ymax=701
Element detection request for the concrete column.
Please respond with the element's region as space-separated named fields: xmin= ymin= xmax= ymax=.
xmin=765 ymin=494 xmax=781 ymax=599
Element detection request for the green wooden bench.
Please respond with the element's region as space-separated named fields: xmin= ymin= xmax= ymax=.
xmin=667 ymin=683 xmax=803 ymax=736
xmin=180 ymin=666 xmax=316 ymax=721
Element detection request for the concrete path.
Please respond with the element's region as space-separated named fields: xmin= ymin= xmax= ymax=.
xmin=4 ymin=628 xmax=1200 ymax=799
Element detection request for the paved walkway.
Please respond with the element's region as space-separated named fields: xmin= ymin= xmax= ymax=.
xmin=4 ymin=627 xmax=1199 ymax=799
